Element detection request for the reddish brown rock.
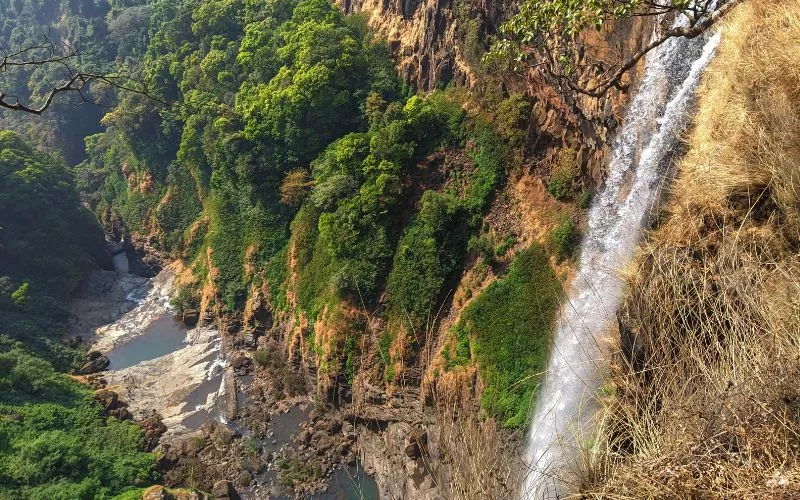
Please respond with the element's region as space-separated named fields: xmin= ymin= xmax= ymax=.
xmin=212 ymin=480 xmax=240 ymax=499
xmin=138 ymin=414 xmax=167 ymax=451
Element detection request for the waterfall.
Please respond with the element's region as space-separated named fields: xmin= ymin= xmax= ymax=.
xmin=520 ymin=21 xmax=722 ymax=499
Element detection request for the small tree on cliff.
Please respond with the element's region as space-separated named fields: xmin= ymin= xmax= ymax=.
xmin=488 ymin=0 xmax=743 ymax=97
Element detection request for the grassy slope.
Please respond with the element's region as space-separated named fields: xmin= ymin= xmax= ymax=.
xmin=449 ymin=245 xmax=562 ymax=428
xmin=585 ymin=1 xmax=800 ymax=496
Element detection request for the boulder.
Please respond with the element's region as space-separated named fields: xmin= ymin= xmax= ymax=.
xmin=410 ymin=428 xmax=428 ymax=446
xmin=315 ymin=418 xmax=341 ymax=434
xmin=315 ymin=434 xmax=335 ymax=455
xmin=142 ymin=485 xmax=169 ymax=500
xmin=182 ymin=308 xmax=199 ymax=326
xmin=138 ymin=414 xmax=168 ymax=451
xmin=297 ymin=429 xmax=311 ymax=444
xmin=404 ymin=428 xmax=428 ymax=459
xmin=404 ymin=441 xmax=421 ymax=459
xmin=243 ymin=331 xmax=257 ymax=349
xmin=111 ymin=407 xmax=132 ymax=420
xmin=231 ymin=355 xmax=251 ymax=371
xmin=87 ymin=350 xmax=103 ymax=361
xmin=94 ymin=388 xmax=120 ymax=409
xmin=212 ymin=480 xmax=240 ymax=499
xmin=211 ymin=423 xmax=235 ymax=449
xmin=78 ymin=355 xmax=109 ymax=374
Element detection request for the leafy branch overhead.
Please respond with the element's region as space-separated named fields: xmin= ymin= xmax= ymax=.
xmin=0 ymin=35 xmax=159 ymax=114
xmin=489 ymin=0 xmax=743 ymax=97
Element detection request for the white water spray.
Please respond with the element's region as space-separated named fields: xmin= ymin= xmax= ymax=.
xmin=520 ymin=22 xmax=721 ymax=499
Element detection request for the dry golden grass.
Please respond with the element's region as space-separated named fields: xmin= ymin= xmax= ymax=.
xmin=661 ymin=0 xmax=800 ymax=247
xmin=583 ymin=1 xmax=800 ymax=497
xmin=433 ymin=397 xmax=526 ymax=499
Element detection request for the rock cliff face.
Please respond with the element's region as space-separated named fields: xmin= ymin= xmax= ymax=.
xmin=309 ymin=3 xmax=666 ymax=496
xmin=337 ymin=0 xmax=512 ymax=91
xmin=337 ymin=0 xmax=656 ymax=182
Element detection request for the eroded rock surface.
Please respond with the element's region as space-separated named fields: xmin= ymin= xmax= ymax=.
xmin=72 ymin=265 xmax=225 ymax=442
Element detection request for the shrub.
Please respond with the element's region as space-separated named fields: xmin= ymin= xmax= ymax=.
xmin=387 ymin=191 xmax=466 ymax=336
xmin=549 ymin=216 xmax=579 ymax=261
xmin=280 ymin=169 xmax=313 ymax=207
xmin=578 ymin=187 xmax=595 ymax=209
xmin=253 ymin=348 xmax=281 ymax=369
xmin=494 ymin=235 xmax=517 ymax=257
xmin=170 ymin=283 xmax=198 ymax=317
xmin=468 ymin=234 xmax=496 ymax=264
xmin=445 ymin=323 xmax=472 ymax=370
xmin=494 ymin=94 xmax=531 ymax=147
xmin=547 ymin=148 xmax=579 ymax=200
xmin=463 ymin=126 xmax=505 ymax=216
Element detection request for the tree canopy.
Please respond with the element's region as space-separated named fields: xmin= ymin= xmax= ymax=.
xmin=490 ymin=0 xmax=743 ymax=96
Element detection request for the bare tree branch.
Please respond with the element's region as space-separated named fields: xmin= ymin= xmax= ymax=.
xmin=0 ymin=35 xmax=163 ymax=115
xmin=561 ymin=0 xmax=744 ymax=97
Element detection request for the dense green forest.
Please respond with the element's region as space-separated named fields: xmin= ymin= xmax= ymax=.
xmin=80 ymin=0 xmax=552 ymax=414
xmin=0 ymin=131 xmax=107 ymax=367
xmin=0 ymin=131 xmax=157 ymax=498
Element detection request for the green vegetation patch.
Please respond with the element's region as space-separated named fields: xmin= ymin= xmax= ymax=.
xmin=549 ymin=216 xmax=579 ymax=262
xmin=0 ymin=131 xmax=107 ymax=369
xmin=387 ymin=191 xmax=466 ymax=338
xmin=547 ymin=148 xmax=579 ymax=201
xmin=385 ymin=121 xmax=505 ymax=338
xmin=0 ymin=345 xmax=157 ymax=499
xmin=455 ymin=245 xmax=562 ymax=428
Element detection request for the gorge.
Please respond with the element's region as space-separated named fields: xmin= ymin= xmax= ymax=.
xmin=1 ymin=0 xmax=798 ymax=499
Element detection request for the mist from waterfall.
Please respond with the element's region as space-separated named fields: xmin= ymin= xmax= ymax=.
xmin=520 ymin=21 xmax=722 ymax=499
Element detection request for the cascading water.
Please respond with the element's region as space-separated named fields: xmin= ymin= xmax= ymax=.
xmin=520 ymin=19 xmax=722 ymax=499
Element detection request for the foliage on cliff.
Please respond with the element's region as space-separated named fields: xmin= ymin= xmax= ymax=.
xmin=79 ymin=0 xmax=544 ymax=411
xmin=448 ymin=245 xmax=561 ymax=428
xmin=0 ymin=132 xmax=157 ymax=498
xmin=83 ymin=0 xmax=401 ymax=308
xmin=0 ymin=131 xmax=107 ymax=367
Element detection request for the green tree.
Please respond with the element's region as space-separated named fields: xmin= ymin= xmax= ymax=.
xmin=490 ymin=0 xmax=742 ymax=96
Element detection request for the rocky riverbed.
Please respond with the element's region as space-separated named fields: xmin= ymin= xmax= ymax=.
xmin=68 ymin=258 xmax=380 ymax=498
xmin=70 ymin=264 xmax=226 ymax=441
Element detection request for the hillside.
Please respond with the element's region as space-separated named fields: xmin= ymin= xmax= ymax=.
xmin=0 ymin=0 xmax=788 ymax=498
xmin=0 ymin=131 xmax=157 ymax=498
xmin=586 ymin=1 xmax=800 ymax=496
